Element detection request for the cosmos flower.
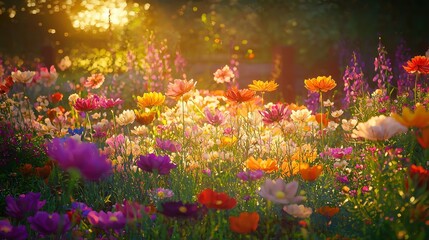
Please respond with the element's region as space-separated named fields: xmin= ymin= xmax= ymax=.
xmin=27 ymin=211 xmax=71 ymax=237
xmin=341 ymin=118 xmax=358 ymax=131
xmin=236 ymin=170 xmax=264 ymax=181
xmin=204 ymin=108 xmax=226 ymax=126
xmin=46 ymin=137 xmax=112 ymax=181
xmin=290 ymin=109 xmax=313 ymax=123
xmin=258 ymin=179 xmax=304 ymax=204
xmin=115 ymin=200 xmax=143 ymax=223
xmin=136 ymin=92 xmax=165 ymax=109
xmin=136 ymin=153 xmax=177 ymax=175
xmin=304 ymin=76 xmax=336 ymax=93
xmin=98 ymin=97 xmax=123 ymax=109
xmin=403 ymin=56 xmax=429 ymax=74
xmin=197 ymin=188 xmax=237 ymax=210
xmin=6 ymin=192 xmax=46 ymax=219
xmin=166 ymin=79 xmax=196 ymax=101
xmin=40 ymin=65 xmax=58 ymax=87
xmin=87 ymin=210 xmax=126 ymax=230
xmin=213 ymin=65 xmax=235 ymax=84
xmin=160 ymin=201 xmax=204 ymax=219
xmin=11 ymin=70 xmax=36 ymax=84
xmin=245 ymin=157 xmax=278 ymax=173
xmin=229 ymin=212 xmax=259 ymax=234
xmin=73 ymin=97 xmax=100 ymax=112
xmin=84 ymin=73 xmax=105 ymax=89
xmin=116 ymin=109 xmax=136 ymax=126
xmin=299 ymin=164 xmax=323 ymax=181
xmin=283 ymin=204 xmax=313 ymax=218
xmin=352 ymin=115 xmax=407 ymax=141
xmin=149 ymin=188 xmax=174 ymax=201
xmin=391 ymin=105 xmax=429 ymax=128
xmin=224 ymin=87 xmax=255 ymax=103
xmin=0 ymin=219 xmax=28 ymax=240
xmin=248 ymin=80 xmax=278 ymax=92
xmin=259 ymin=103 xmax=290 ymax=124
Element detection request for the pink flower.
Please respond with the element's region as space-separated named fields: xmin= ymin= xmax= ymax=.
xmin=84 ymin=73 xmax=105 ymax=89
xmin=40 ymin=66 xmax=58 ymax=87
xmin=283 ymin=204 xmax=313 ymax=218
xmin=99 ymin=97 xmax=123 ymax=109
xmin=204 ymin=108 xmax=226 ymax=126
xmin=73 ymin=96 xmax=100 ymax=112
xmin=87 ymin=210 xmax=126 ymax=230
xmin=259 ymin=103 xmax=290 ymax=124
xmin=213 ymin=65 xmax=235 ymax=84
xmin=258 ymin=179 xmax=304 ymax=204
xmin=166 ymin=79 xmax=196 ymax=101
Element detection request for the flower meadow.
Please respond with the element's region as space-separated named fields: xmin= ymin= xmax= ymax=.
xmin=1 ymin=41 xmax=429 ymax=240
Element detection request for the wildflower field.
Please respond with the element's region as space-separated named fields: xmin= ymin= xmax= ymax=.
xmin=1 ymin=1 xmax=429 ymax=240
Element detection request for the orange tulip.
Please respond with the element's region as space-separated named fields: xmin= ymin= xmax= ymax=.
xmin=317 ymin=206 xmax=340 ymax=218
xmin=299 ymin=165 xmax=323 ymax=181
xmin=229 ymin=212 xmax=259 ymax=234
xmin=246 ymin=157 xmax=278 ymax=173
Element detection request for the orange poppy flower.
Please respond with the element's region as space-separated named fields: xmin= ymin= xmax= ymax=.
xmin=299 ymin=165 xmax=323 ymax=181
xmin=35 ymin=164 xmax=52 ymax=179
xmin=246 ymin=157 xmax=278 ymax=173
xmin=136 ymin=92 xmax=165 ymax=109
xmin=248 ymin=80 xmax=278 ymax=92
xmin=19 ymin=163 xmax=34 ymax=176
xmin=50 ymin=92 xmax=63 ymax=104
xmin=134 ymin=110 xmax=156 ymax=125
xmin=197 ymin=188 xmax=237 ymax=210
xmin=314 ymin=113 xmax=329 ymax=127
xmin=229 ymin=212 xmax=259 ymax=234
xmin=403 ymin=56 xmax=429 ymax=74
xmin=304 ymin=76 xmax=336 ymax=93
xmin=417 ymin=128 xmax=429 ymax=149
xmin=224 ymin=87 xmax=255 ymax=103
xmin=391 ymin=105 xmax=429 ymax=128
xmin=281 ymin=160 xmax=301 ymax=176
xmin=317 ymin=206 xmax=340 ymax=218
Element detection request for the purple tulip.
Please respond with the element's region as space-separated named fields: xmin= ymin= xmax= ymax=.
xmin=27 ymin=211 xmax=71 ymax=237
xmin=6 ymin=192 xmax=46 ymax=219
xmin=136 ymin=153 xmax=177 ymax=175
xmin=0 ymin=219 xmax=28 ymax=240
xmin=87 ymin=210 xmax=126 ymax=230
xmin=46 ymin=137 xmax=112 ymax=181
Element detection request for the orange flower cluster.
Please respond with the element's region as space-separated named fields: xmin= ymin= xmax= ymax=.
xmin=19 ymin=161 xmax=53 ymax=183
xmin=246 ymin=157 xmax=278 ymax=173
xmin=197 ymin=188 xmax=237 ymax=210
xmin=304 ymin=76 xmax=336 ymax=93
xmin=229 ymin=212 xmax=259 ymax=234
xmin=403 ymin=56 xmax=429 ymax=74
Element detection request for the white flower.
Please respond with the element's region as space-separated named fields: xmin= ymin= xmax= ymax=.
xmin=116 ymin=109 xmax=135 ymax=126
xmin=323 ymin=99 xmax=334 ymax=107
xmin=131 ymin=125 xmax=148 ymax=136
xmin=283 ymin=204 xmax=313 ymax=218
xmin=68 ymin=93 xmax=80 ymax=104
xmin=341 ymin=118 xmax=358 ymax=131
xmin=58 ymin=56 xmax=72 ymax=71
xmin=331 ymin=110 xmax=344 ymax=118
xmin=290 ymin=109 xmax=313 ymax=123
xmin=352 ymin=115 xmax=407 ymax=141
xmin=213 ymin=65 xmax=234 ymax=84
xmin=11 ymin=70 xmax=36 ymax=83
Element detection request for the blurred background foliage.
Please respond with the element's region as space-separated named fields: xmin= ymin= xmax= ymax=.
xmin=0 ymin=0 xmax=428 ymax=98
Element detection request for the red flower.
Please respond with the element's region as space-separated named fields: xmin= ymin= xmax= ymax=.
xmin=50 ymin=92 xmax=63 ymax=104
xmin=403 ymin=56 xmax=429 ymax=74
xmin=409 ymin=164 xmax=429 ymax=189
xmin=0 ymin=76 xmax=14 ymax=94
xmin=197 ymin=188 xmax=237 ymax=210
xmin=229 ymin=212 xmax=259 ymax=234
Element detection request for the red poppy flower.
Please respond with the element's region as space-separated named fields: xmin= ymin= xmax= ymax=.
xmin=403 ymin=56 xmax=429 ymax=74
xmin=50 ymin=92 xmax=63 ymax=104
xmin=197 ymin=188 xmax=237 ymax=210
xmin=224 ymin=87 xmax=255 ymax=103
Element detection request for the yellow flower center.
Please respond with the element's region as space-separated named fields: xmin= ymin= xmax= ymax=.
xmin=157 ymin=191 xmax=165 ymax=198
xmin=109 ymin=216 xmax=118 ymax=222
xmin=215 ymin=200 xmax=223 ymax=205
xmin=178 ymin=206 xmax=187 ymax=213
xmin=0 ymin=226 xmax=12 ymax=233
xmin=275 ymin=191 xmax=285 ymax=199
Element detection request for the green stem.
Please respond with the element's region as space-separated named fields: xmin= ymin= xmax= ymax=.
xmin=414 ymin=73 xmax=419 ymax=105
xmin=320 ymin=91 xmax=324 ymax=148
xmin=181 ymin=97 xmax=186 ymax=171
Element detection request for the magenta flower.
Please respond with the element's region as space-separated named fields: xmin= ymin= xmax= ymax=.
xmin=160 ymin=201 xmax=205 ymax=219
xmin=73 ymin=96 xmax=100 ymax=112
xmin=115 ymin=200 xmax=143 ymax=223
xmin=46 ymin=137 xmax=112 ymax=181
xmin=0 ymin=219 xmax=28 ymax=240
xmin=155 ymin=138 xmax=181 ymax=152
xmin=149 ymin=188 xmax=174 ymax=201
xmin=99 ymin=97 xmax=124 ymax=109
xmin=204 ymin=108 xmax=226 ymax=126
xmin=259 ymin=103 xmax=290 ymax=124
xmin=136 ymin=153 xmax=177 ymax=175
xmin=87 ymin=210 xmax=126 ymax=230
xmin=237 ymin=170 xmax=264 ymax=181
xmin=6 ymin=192 xmax=46 ymax=219
xmin=27 ymin=211 xmax=71 ymax=237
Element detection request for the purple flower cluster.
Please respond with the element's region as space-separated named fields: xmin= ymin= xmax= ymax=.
xmin=28 ymin=211 xmax=71 ymax=237
xmin=305 ymin=91 xmax=319 ymax=113
xmin=373 ymin=39 xmax=393 ymax=93
xmin=237 ymin=170 xmax=264 ymax=181
xmin=259 ymin=103 xmax=291 ymax=124
xmin=6 ymin=192 xmax=46 ymax=219
xmin=342 ymin=51 xmax=368 ymax=108
xmin=394 ymin=40 xmax=414 ymax=97
xmin=321 ymin=147 xmax=353 ymax=159
xmin=156 ymin=138 xmax=182 ymax=152
xmin=46 ymin=137 xmax=112 ymax=181
xmin=0 ymin=219 xmax=28 ymax=240
xmin=136 ymin=153 xmax=177 ymax=175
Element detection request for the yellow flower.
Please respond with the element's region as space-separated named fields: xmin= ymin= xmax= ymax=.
xmin=304 ymin=76 xmax=336 ymax=93
xmin=136 ymin=92 xmax=165 ymax=109
xmin=391 ymin=105 xmax=429 ymax=128
xmin=248 ymin=80 xmax=278 ymax=92
xmin=220 ymin=136 xmax=237 ymax=147
xmin=134 ymin=110 xmax=156 ymax=125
